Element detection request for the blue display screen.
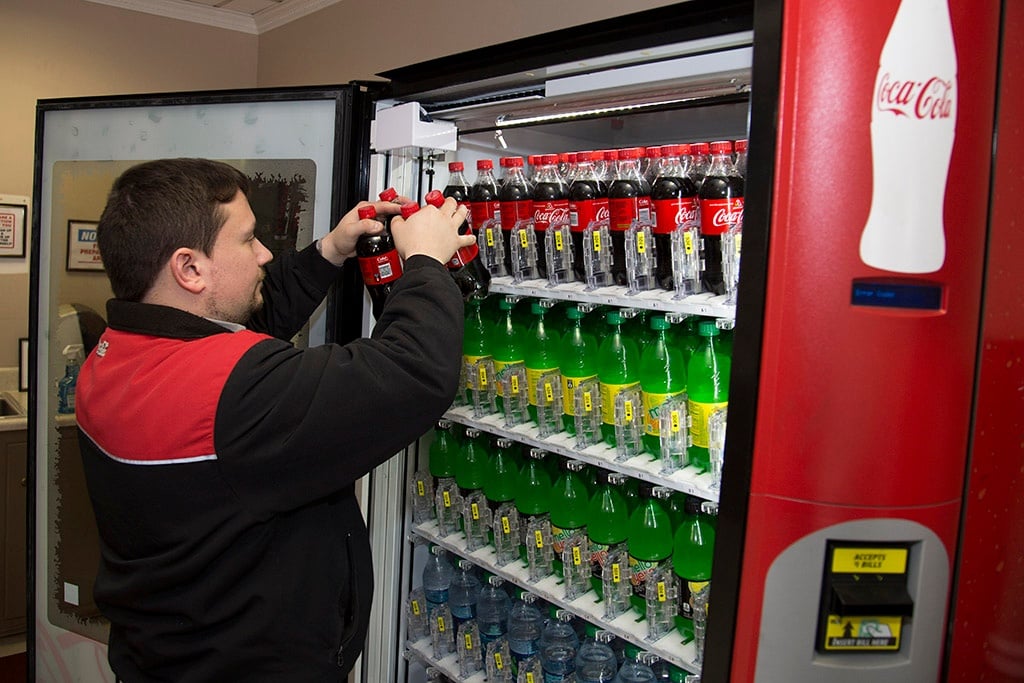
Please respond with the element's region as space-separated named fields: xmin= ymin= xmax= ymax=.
xmin=851 ymin=280 xmax=944 ymax=310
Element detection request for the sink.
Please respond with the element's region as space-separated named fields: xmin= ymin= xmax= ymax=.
xmin=0 ymin=392 xmax=25 ymax=417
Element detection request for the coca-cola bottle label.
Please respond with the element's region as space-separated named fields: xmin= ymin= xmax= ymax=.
xmin=358 ymin=252 xmax=403 ymax=285
xmin=533 ymin=200 xmax=569 ymax=234
xmin=699 ymin=197 xmax=744 ymax=236
xmin=447 ymin=243 xmax=481 ymax=270
xmin=609 ymin=196 xmax=640 ymax=233
xmin=470 ymin=200 xmax=500 ymax=231
xmin=569 ymin=200 xmax=610 ymax=234
xmin=499 ymin=200 xmax=533 ymax=231
xmin=652 ymin=197 xmax=700 ymax=235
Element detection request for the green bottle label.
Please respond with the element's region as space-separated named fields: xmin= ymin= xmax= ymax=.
xmin=688 ymin=399 xmax=728 ymax=448
xmin=464 ymin=354 xmax=489 ymax=391
xmin=642 ymin=389 xmax=687 ymax=437
xmin=493 ymin=359 xmax=523 ymax=398
xmin=600 ymin=381 xmax=641 ymax=427
xmin=526 ymin=366 xmax=559 ymax=408
xmin=562 ymin=373 xmax=598 ymax=417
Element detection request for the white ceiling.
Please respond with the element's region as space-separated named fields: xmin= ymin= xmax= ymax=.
xmin=85 ymin=0 xmax=343 ymax=35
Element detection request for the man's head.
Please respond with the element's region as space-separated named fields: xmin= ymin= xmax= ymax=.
xmin=98 ymin=158 xmax=273 ymax=323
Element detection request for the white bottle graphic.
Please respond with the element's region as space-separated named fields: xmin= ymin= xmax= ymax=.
xmin=859 ymin=0 xmax=958 ymax=273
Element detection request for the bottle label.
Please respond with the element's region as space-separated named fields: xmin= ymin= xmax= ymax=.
xmin=600 ymin=381 xmax=641 ymax=427
xmin=470 ymin=199 xmax=500 ymax=231
xmin=533 ymin=200 xmax=569 ymax=234
xmin=642 ymin=390 xmax=687 ymax=437
xmin=629 ymin=555 xmax=666 ymax=599
xmin=493 ymin=359 xmax=524 ymax=398
xmin=652 ymin=196 xmax=700 ymax=235
xmin=677 ymin=578 xmax=711 ymax=620
xmin=562 ymin=373 xmax=598 ymax=417
xmin=357 ymin=251 xmax=403 ymax=285
xmin=699 ymin=197 xmax=744 ymax=236
xmin=463 ymin=354 xmax=490 ymax=392
xmin=569 ymin=199 xmax=609 ymax=233
xmin=688 ymin=399 xmax=729 ymax=448
xmin=589 ymin=540 xmax=609 ymax=580
xmin=447 ymin=243 xmax=481 ymax=270
xmin=526 ymin=366 xmax=559 ymax=407
xmin=499 ymin=199 xmax=533 ymax=231
xmin=608 ymin=196 xmax=640 ymax=232
xmin=550 ymin=523 xmax=581 ymax=555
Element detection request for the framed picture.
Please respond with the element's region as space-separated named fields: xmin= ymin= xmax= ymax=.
xmin=19 ymin=338 xmax=29 ymax=392
xmin=66 ymin=219 xmax=103 ymax=271
xmin=0 ymin=201 xmax=27 ymax=258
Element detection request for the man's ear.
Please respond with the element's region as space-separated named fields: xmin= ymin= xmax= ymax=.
xmin=169 ymin=247 xmax=207 ymax=294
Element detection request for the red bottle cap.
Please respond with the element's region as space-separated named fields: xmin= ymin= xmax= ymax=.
xmin=424 ymin=189 xmax=445 ymax=207
xmin=735 ymin=139 xmax=748 ymax=152
xmin=477 ymin=159 xmax=494 ymax=170
xmin=558 ymin=152 xmax=570 ymax=163
xmin=400 ymin=203 xmax=420 ymax=219
xmin=575 ymin=151 xmax=593 ymax=163
xmin=448 ymin=161 xmax=464 ymax=172
xmin=646 ymin=146 xmax=663 ymax=158
xmin=379 ymin=187 xmax=399 ymax=202
xmin=567 ymin=152 xmax=577 ymax=163
xmin=618 ymin=147 xmax=641 ymax=159
xmin=709 ymin=140 xmax=734 ymax=154
xmin=540 ymin=154 xmax=558 ymax=165
xmin=604 ymin=150 xmax=619 ymax=161
xmin=660 ymin=144 xmax=682 ymax=157
xmin=693 ymin=142 xmax=711 ymax=154
xmin=357 ymin=206 xmax=376 ymax=220
xmin=677 ymin=143 xmax=693 ymax=155
xmin=501 ymin=156 xmax=524 ymax=167
xmin=528 ymin=155 xmax=539 ymax=166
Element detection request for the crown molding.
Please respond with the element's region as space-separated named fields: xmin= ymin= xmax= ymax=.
xmin=85 ymin=0 xmax=258 ymax=33
xmin=255 ymin=0 xmax=343 ymax=33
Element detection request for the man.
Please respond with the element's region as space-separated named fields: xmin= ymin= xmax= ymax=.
xmin=76 ymin=158 xmax=475 ymax=681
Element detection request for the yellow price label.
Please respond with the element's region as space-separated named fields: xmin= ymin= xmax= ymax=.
xmin=572 ymin=546 xmax=582 ymax=565
xmin=583 ymin=391 xmax=593 ymax=412
xmin=612 ymin=563 xmax=621 ymax=583
xmin=544 ymin=382 xmax=554 ymax=403
xmin=494 ymin=653 xmax=504 ymax=670
xmin=526 ymin=674 xmax=535 ymax=683
xmin=657 ymin=581 xmax=667 ymax=602
xmin=437 ymin=616 xmax=446 ymax=633
xmin=442 ymin=491 xmax=451 ymax=508
xmin=486 ymin=228 xmax=495 ymax=247
xmin=735 ymin=234 xmax=743 ymax=253
xmin=478 ymin=365 xmax=488 ymax=387
xmin=684 ymin=231 xmax=694 ymax=254
xmin=624 ymin=400 xmax=634 ymax=422
xmin=501 ymin=516 xmax=511 ymax=535
xmin=511 ymin=375 xmax=520 ymax=394
xmin=465 ymin=633 xmax=474 ymax=650
xmin=555 ymin=231 xmax=564 ymax=251
xmin=416 ymin=480 xmax=425 ymax=497
xmin=519 ymin=229 xmax=529 ymax=248
xmin=593 ymin=232 xmax=602 ymax=251
xmin=637 ymin=232 xmax=646 ymax=253
xmin=535 ymin=530 xmax=545 ymax=548
xmin=471 ymin=502 xmax=480 ymax=520
xmin=670 ymin=409 xmax=681 ymax=433
xmin=411 ymin=600 xmax=420 ymax=616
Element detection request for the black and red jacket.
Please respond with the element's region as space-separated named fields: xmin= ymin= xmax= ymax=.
xmin=77 ymin=244 xmax=463 ymax=682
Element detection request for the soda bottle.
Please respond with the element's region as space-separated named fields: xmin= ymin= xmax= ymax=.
xmin=430 ymin=419 xmax=462 ymax=536
xmin=532 ymin=154 xmax=570 ymax=280
xmin=539 ymin=608 xmax=579 ymax=682
xmin=558 ymin=152 xmax=575 ymax=182
xmin=626 ymin=484 xmax=675 ymax=616
xmin=575 ymin=626 xmax=619 ymax=683
xmin=516 ymin=449 xmax=553 ymax=581
xmin=568 ymin=151 xmax=609 ymax=282
xmin=490 ymin=298 xmax=526 ymax=416
xmin=498 ymin=156 xmax=534 ymax=277
xmin=449 ymin=559 xmax=481 ymax=628
xmin=687 ymin=321 xmax=731 ymax=472
xmin=524 ymin=300 xmax=561 ymax=428
xmin=549 ymin=459 xmax=590 ymax=581
xmin=422 ymin=545 xmax=454 ymax=611
xmin=456 ymin=427 xmax=492 ymax=550
xmin=462 ymin=298 xmax=493 ymax=407
xmin=506 ymin=591 xmax=543 ymax=669
xmin=607 ymin=147 xmax=652 ymax=286
xmin=733 ymin=139 xmax=748 ymax=178
xmin=673 ymin=497 xmax=716 ymax=633
xmin=557 ymin=306 xmax=600 ymax=435
xmin=484 ymin=437 xmax=521 ymax=566
xmin=642 ymin=145 xmax=663 ymax=185
xmin=470 ymin=159 xmax=502 ymax=272
xmin=639 ymin=316 xmax=687 ymax=458
xmin=355 ymin=205 xmax=402 ymax=320
xmin=689 ymin=142 xmax=711 ymax=188
xmin=444 ymin=161 xmax=492 ymax=300
xmin=587 ymin=471 xmax=630 ymax=601
xmin=650 ymin=145 xmax=700 ymax=291
xmin=698 ymin=141 xmax=744 ymax=295
xmin=597 ymin=310 xmax=642 ymax=448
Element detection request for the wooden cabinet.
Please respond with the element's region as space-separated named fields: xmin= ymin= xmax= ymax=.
xmin=1 ymin=427 xmax=27 ymax=638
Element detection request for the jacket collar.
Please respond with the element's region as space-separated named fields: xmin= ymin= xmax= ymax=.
xmin=105 ymin=299 xmax=233 ymax=340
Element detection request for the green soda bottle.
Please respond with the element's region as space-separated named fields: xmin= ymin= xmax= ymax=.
xmin=485 ymin=437 xmax=522 ymax=565
xmin=557 ymin=306 xmax=599 ymax=435
xmin=490 ymin=298 xmax=526 ymax=414
xmin=516 ymin=449 xmax=554 ymax=580
xmin=687 ymin=320 xmax=731 ymax=472
xmin=597 ymin=310 xmax=642 ymax=447
xmin=456 ymin=427 xmax=491 ymax=550
xmin=586 ymin=470 xmax=630 ymax=597
xmin=626 ymin=483 xmax=675 ymax=615
xmin=672 ymin=497 xmax=716 ymax=636
xmin=549 ymin=459 xmax=590 ymax=578
xmin=674 ymin=316 xmax=702 ymax=369
xmin=639 ymin=316 xmax=687 ymax=458
xmin=524 ymin=301 xmax=561 ymax=426
xmin=463 ymin=298 xmax=493 ymax=405
xmin=431 ymin=419 xmax=462 ymax=537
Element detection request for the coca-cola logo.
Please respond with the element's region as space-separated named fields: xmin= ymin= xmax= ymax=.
xmin=876 ymin=72 xmax=955 ymax=120
xmin=711 ymin=207 xmax=742 ymax=229
xmin=595 ymin=206 xmax=610 ymax=222
xmin=675 ymin=205 xmax=699 ymax=225
xmin=534 ymin=207 xmax=570 ymax=224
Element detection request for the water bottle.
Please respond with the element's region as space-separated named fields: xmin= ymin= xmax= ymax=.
xmin=507 ymin=591 xmax=544 ymax=668
xmin=422 ymin=545 xmax=454 ymax=611
xmin=450 ymin=559 xmax=481 ymax=628
xmin=539 ymin=609 xmax=579 ymax=682
xmin=613 ymin=651 xmax=659 ymax=682
xmin=477 ymin=575 xmax=512 ymax=645
xmin=575 ymin=627 xmax=618 ymax=682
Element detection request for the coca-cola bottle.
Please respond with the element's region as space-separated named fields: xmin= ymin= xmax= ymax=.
xmin=498 ymin=156 xmax=534 ymax=277
xmin=470 ymin=159 xmax=502 ymax=274
xmin=532 ymin=154 xmax=570 ymax=280
xmin=690 ymin=142 xmax=712 ymax=189
xmin=356 ymin=204 xmax=402 ymax=320
xmin=733 ymin=139 xmax=748 ymax=179
xmin=568 ymin=151 xmax=609 ymax=282
xmin=607 ymin=147 xmax=652 ymax=286
xmin=444 ymin=163 xmax=491 ymax=300
xmin=651 ymin=144 xmax=700 ymax=291
xmin=642 ymin=145 xmax=663 ymax=185
xmin=698 ymin=140 xmax=744 ymax=295
xmin=558 ymin=152 xmax=575 ymax=182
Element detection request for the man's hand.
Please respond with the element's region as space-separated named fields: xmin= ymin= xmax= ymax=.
xmin=390 ymin=197 xmax=474 ymax=265
xmin=318 ymin=196 xmax=411 ymax=266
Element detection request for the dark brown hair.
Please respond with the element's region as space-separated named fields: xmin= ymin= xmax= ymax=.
xmin=97 ymin=158 xmax=250 ymax=302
